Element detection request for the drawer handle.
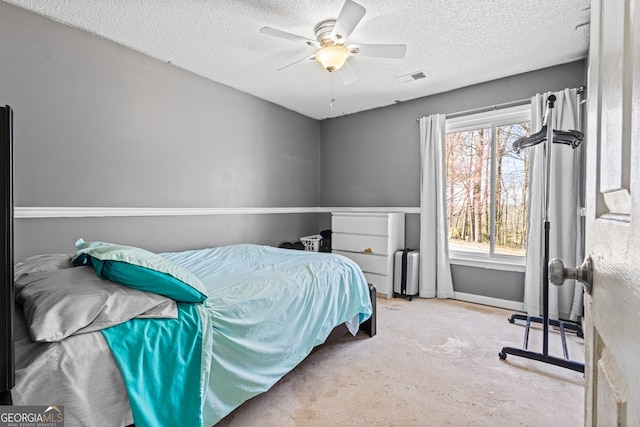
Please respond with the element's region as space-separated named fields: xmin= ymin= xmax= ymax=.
xmin=362 ymin=248 xmax=374 ymax=254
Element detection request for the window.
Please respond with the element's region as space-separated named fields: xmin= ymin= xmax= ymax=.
xmin=445 ymin=105 xmax=531 ymax=264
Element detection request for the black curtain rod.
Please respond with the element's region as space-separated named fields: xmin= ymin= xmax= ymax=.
xmin=416 ymin=86 xmax=585 ymax=122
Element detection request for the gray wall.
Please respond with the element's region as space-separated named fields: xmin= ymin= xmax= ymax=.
xmin=320 ymin=60 xmax=585 ymax=210
xmin=451 ymin=266 xmax=524 ymax=302
xmin=0 ymin=2 xmax=321 ymax=260
xmin=1 ymin=2 xmax=586 ymax=304
xmin=319 ymin=60 xmax=586 ymax=302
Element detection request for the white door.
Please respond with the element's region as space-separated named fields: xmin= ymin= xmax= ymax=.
xmin=583 ymin=0 xmax=640 ymax=424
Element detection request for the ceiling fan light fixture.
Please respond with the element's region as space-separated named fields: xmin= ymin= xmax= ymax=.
xmin=316 ymin=44 xmax=351 ymax=71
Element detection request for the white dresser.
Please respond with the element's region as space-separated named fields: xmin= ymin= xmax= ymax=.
xmin=331 ymin=212 xmax=405 ymax=299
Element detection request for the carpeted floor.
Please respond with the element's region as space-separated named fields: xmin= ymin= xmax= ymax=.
xmin=217 ymin=297 xmax=585 ymax=427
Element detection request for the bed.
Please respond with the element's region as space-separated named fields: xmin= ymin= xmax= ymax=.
xmin=0 ymin=106 xmax=376 ymax=426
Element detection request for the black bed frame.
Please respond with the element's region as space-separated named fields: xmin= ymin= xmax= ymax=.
xmin=1 ymin=105 xmax=14 ymax=405
xmin=361 ymin=284 xmax=376 ymax=337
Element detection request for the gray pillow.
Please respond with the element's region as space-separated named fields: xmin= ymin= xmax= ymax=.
xmin=15 ymin=253 xmax=75 ymax=279
xmin=15 ymin=255 xmax=177 ymax=342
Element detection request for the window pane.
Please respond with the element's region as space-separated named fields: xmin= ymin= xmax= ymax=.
xmin=445 ymin=127 xmax=492 ymax=255
xmin=494 ymin=122 xmax=530 ymax=256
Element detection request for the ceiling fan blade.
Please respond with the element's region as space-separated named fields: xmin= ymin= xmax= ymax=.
xmin=330 ymin=0 xmax=366 ymax=43
xmin=260 ymin=27 xmax=320 ymax=47
xmin=277 ymin=54 xmax=316 ymax=71
xmin=350 ymin=43 xmax=407 ymax=58
xmin=335 ymin=60 xmax=358 ymax=86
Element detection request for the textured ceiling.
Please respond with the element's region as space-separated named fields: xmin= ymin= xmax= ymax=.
xmin=6 ymin=0 xmax=591 ymax=120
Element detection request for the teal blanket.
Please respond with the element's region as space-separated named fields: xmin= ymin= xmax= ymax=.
xmin=103 ymin=244 xmax=372 ymax=427
xmin=101 ymin=303 xmax=206 ymax=427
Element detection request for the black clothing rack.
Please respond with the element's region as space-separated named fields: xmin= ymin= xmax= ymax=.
xmin=498 ymin=95 xmax=585 ymax=373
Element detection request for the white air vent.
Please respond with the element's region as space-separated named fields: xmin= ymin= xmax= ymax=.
xmin=396 ymin=70 xmax=430 ymax=83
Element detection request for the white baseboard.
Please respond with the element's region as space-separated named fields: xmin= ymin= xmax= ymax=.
xmin=453 ymin=291 xmax=524 ymax=312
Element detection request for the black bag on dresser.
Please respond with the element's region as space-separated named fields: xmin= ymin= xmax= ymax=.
xmin=319 ymin=229 xmax=332 ymax=252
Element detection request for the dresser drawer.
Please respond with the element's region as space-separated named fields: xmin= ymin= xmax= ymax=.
xmin=332 ymin=214 xmax=390 ymax=236
xmin=333 ymin=250 xmax=390 ymax=275
xmin=332 ymin=233 xmax=390 ymax=255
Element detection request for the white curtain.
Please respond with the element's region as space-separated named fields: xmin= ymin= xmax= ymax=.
xmin=523 ymin=88 xmax=584 ymax=321
xmin=419 ymin=115 xmax=454 ymax=299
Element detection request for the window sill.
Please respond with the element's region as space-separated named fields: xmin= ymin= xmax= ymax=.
xmin=449 ymin=254 xmax=526 ymax=272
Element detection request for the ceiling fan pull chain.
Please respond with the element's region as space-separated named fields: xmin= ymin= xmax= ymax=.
xmin=329 ymin=71 xmax=336 ymax=108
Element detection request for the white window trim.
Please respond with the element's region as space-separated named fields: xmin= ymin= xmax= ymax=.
xmin=446 ymin=104 xmax=531 ymax=134
xmin=449 ymin=251 xmax=526 ymax=272
xmin=445 ymin=103 xmax=531 ymax=271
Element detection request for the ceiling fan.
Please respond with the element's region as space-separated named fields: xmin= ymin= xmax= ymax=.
xmin=260 ymin=0 xmax=407 ymax=86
